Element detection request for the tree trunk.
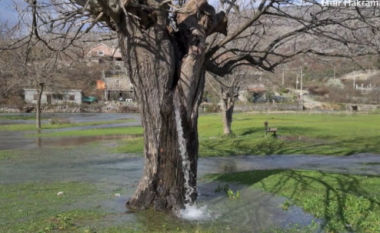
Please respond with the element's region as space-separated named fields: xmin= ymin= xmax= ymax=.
xmin=118 ymin=9 xmax=206 ymax=211
xmin=222 ymin=97 xmax=235 ymax=135
xmin=36 ymin=85 xmax=43 ymax=129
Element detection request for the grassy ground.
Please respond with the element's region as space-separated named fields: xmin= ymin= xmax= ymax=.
xmin=206 ymin=170 xmax=380 ymax=233
xmin=0 ymin=181 xmax=103 ymax=233
xmin=35 ymin=112 xmax=379 ymax=156
xmin=2 ymin=112 xmax=380 ymax=232
xmin=196 ymin=113 xmax=380 ymax=156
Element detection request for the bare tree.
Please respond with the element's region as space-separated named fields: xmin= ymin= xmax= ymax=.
xmin=0 ymin=50 xmax=23 ymax=104
xmin=3 ymin=0 xmax=380 ymax=212
xmin=17 ymin=45 xmax=60 ymax=128
xmin=208 ymin=70 xmax=258 ymax=135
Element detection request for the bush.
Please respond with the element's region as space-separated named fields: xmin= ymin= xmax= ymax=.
xmin=308 ymin=85 xmax=329 ymax=96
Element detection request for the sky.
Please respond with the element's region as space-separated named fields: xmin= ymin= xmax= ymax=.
xmin=0 ymin=0 xmax=26 ymax=26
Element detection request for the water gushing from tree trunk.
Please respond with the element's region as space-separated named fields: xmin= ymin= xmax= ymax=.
xmin=174 ymin=97 xmax=195 ymax=204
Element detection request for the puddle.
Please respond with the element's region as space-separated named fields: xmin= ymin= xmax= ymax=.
xmin=0 ymin=113 xmax=142 ymax=150
xmin=40 ymin=135 xmax=140 ymax=147
xmin=194 ymin=181 xmax=321 ymax=232
xmin=0 ymin=131 xmax=141 ymax=150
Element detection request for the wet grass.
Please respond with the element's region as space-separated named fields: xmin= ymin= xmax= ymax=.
xmin=0 ymin=119 xmax=133 ymax=131
xmin=360 ymin=162 xmax=380 ymax=165
xmin=206 ymin=169 xmax=380 ymax=233
xmin=197 ymin=113 xmax=380 ymax=156
xmin=0 ymin=181 xmax=105 ymax=233
xmin=115 ymin=113 xmax=380 ymax=156
xmin=0 ymin=180 xmax=318 ymax=233
xmin=0 ymin=150 xmax=22 ymax=160
xmin=6 ymin=112 xmax=380 ymax=156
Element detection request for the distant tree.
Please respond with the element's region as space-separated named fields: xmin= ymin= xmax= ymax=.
xmin=17 ymin=45 xmax=60 ymax=128
xmin=208 ymin=70 xmax=259 ymax=135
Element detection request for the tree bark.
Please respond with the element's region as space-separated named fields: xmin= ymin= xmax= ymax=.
xmin=36 ymin=84 xmax=43 ymax=129
xmin=221 ymin=97 xmax=234 ymax=135
xmin=117 ymin=5 xmax=207 ymax=211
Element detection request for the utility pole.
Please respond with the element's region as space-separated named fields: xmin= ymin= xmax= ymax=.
xmin=300 ymin=67 xmax=303 ymax=95
xmin=300 ymin=68 xmax=303 ymax=111
xmin=36 ymin=82 xmax=44 ymax=129
xmin=334 ymin=67 xmax=336 ymax=79
xmin=282 ymin=69 xmax=285 ymax=86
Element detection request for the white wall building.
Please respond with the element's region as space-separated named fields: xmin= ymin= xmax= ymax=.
xmin=24 ymin=89 xmax=82 ymax=105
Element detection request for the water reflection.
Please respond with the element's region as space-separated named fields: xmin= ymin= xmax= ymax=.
xmin=46 ymin=135 xmax=140 ymax=147
xmin=36 ymin=130 xmax=42 ymax=147
xmin=0 ymin=113 xmax=142 ymax=150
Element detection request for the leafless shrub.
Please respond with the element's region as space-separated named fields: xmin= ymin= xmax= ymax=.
xmin=308 ymin=86 xmax=329 ymax=96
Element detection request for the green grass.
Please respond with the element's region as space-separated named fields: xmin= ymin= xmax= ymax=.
xmin=206 ymin=170 xmax=380 ymax=233
xmin=0 ymin=119 xmax=133 ymax=131
xmin=6 ymin=112 xmax=380 ymax=156
xmin=0 ymin=182 xmax=104 ymax=233
xmin=115 ymin=113 xmax=380 ymax=156
xmin=0 ymin=150 xmax=22 ymax=161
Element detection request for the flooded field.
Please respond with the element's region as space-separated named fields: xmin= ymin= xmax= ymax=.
xmin=1 ymin=113 xmax=380 ymax=232
xmin=0 ymin=113 xmax=141 ymax=150
xmin=0 ymin=143 xmax=325 ymax=232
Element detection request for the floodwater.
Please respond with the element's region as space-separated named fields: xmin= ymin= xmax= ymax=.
xmin=1 ymin=113 xmax=380 ymax=232
xmin=0 ymin=144 xmax=325 ymax=232
xmin=0 ymin=112 xmax=141 ymax=124
xmin=0 ymin=113 xmax=141 ymax=150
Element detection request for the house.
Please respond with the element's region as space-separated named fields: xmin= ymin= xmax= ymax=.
xmin=86 ymin=43 xmax=135 ymax=101
xmin=99 ymin=70 xmax=135 ymax=101
xmin=238 ymin=84 xmax=267 ymax=102
xmin=85 ymin=43 xmax=122 ymax=62
xmin=24 ymin=89 xmax=82 ymax=105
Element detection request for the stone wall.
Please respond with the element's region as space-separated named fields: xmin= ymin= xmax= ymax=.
xmin=0 ymin=102 xmax=139 ymax=113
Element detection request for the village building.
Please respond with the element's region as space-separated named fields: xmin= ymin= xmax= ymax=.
xmin=239 ymin=84 xmax=267 ymax=102
xmin=84 ymin=43 xmax=135 ymax=101
xmin=100 ymin=69 xmax=135 ymax=101
xmin=24 ymin=89 xmax=83 ymax=105
xmin=85 ymin=43 xmax=122 ymax=62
